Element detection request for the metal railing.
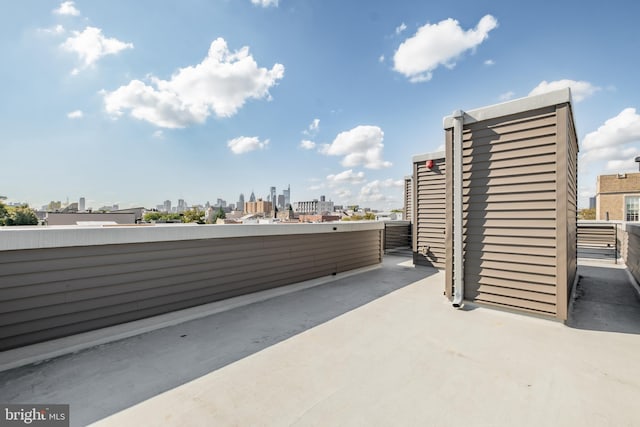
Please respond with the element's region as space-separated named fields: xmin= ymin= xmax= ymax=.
xmin=383 ymin=221 xmax=411 ymax=253
xmin=577 ymin=222 xmax=618 ymax=263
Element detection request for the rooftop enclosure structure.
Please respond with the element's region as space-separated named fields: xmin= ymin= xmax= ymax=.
xmin=595 ymin=172 xmax=640 ymax=221
xmin=411 ymin=152 xmax=446 ymax=269
xmin=443 ymin=88 xmax=578 ymax=320
xmin=0 ymin=222 xmax=383 ymax=351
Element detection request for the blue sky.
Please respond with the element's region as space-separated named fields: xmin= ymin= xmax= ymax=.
xmin=2 ymin=0 xmax=640 ymax=211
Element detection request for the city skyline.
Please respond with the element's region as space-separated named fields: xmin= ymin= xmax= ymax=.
xmin=2 ymin=1 xmax=640 ymax=210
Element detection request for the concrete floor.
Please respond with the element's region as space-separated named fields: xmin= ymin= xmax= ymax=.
xmin=1 ymin=255 xmax=639 ymax=427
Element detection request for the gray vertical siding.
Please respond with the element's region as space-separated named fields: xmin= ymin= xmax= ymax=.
xmin=445 ymin=93 xmax=578 ymax=319
xmin=0 ymin=228 xmax=382 ymax=350
xmin=413 ymin=156 xmax=446 ymax=269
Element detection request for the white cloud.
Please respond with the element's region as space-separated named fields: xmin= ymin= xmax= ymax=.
xmin=303 ymin=118 xmax=320 ymax=136
xmin=300 ymin=140 xmax=316 ymax=150
xmin=358 ymin=180 xmax=401 ymax=202
xmin=53 ymin=1 xmax=80 ymax=16
xmin=395 ymin=22 xmax=407 ymax=35
xmin=378 ymin=55 xmax=385 ymax=63
xmin=499 ymin=91 xmax=515 ymax=101
xmin=529 ymin=79 xmax=600 ymax=103
xmin=582 ymin=108 xmax=640 ymax=150
xmin=334 ymin=188 xmax=352 ymax=200
xmin=251 ymin=0 xmax=279 ymax=7
xmin=358 ymin=179 xmax=403 ymax=203
xmin=67 ymin=110 xmax=83 ymax=119
xmin=152 ymin=130 xmax=164 ymax=139
xmin=61 ymin=26 xmax=133 ymax=72
xmin=326 ymin=169 xmax=366 ymax=187
xmin=484 ymin=59 xmax=495 ymax=66
xmin=103 ymin=38 xmax=284 ymax=128
xmin=393 ymin=15 xmax=498 ymax=83
xmin=39 ymin=24 xmax=65 ymax=35
xmin=227 ymin=136 xmax=269 ymax=154
xmin=321 ymin=125 xmax=391 ymax=169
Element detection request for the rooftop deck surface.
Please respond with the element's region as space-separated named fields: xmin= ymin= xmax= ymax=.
xmin=1 ymin=254 xmax=639 ymax=426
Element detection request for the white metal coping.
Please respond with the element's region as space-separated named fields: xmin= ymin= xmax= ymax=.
xmin=412 ymin=151 xmax=446 ymax=164
xmin=442 ymin=87 xmax=572 ymax=129
xmin=0 ymin=222 xmax=384 ymax=251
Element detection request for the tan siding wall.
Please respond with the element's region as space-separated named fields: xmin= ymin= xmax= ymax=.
xmin=456 ymin=107 xmax=561 ymax=317
xmin=413 ymin=157 xmax=446 ymax=268
xmin=404 ymin=177 xmax=412 ymax=223
xmin=0 ymin=230 xmax=382 ymax=351
xmin=625 ymin=225 xmax=640 ymax=283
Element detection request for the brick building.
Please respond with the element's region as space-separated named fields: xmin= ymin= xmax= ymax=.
xmin=244 ymin=198 xmax=273 ymax=215
xmin=596 ymin=172 xmax=640 ymax=221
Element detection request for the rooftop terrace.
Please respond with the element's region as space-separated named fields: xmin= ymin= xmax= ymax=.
xmin=1 ymin=253 xmax=638 ymax=426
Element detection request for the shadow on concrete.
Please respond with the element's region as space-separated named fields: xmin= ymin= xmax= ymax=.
xmin=0 ymin=255 xmax=437 ymax=427
xmin=567 ymin=263 xmax=640 ymax=335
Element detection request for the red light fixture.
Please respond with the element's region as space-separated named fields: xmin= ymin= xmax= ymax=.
xmin=426 ymin=159 xmax=434 ymax=169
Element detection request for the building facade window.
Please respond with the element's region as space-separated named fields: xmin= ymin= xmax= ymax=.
xmin=625 ymin=195 xmax=640 ymax=221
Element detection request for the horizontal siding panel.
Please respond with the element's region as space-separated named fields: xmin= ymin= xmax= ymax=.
xmin=465 ymin=265 xmax=556 ymax=286
xmin=464 ymin=235 xmax=556 ymax=248
xmin=476 ymin=284 xmax=557 ymax=304
xmin=463 ymin=154 xmax=557 ymax=173
xmin=462 ymin=143 xmax=556 ymax=165
xmin=464 ymin=218 xmax=556 ymax=229
xmin=464 ymin=258 xmax=556 ymax=276
xmin=463 ymin=163 xmax=555 ymax=180
xmin=477 ymin=276 xmax=556 ymax=295
xmin=462 ymin=133 xmax=556 ymax=156
xmin=463 ymin=191 xmax=556 ymax=204
xmin=464 ymin=227 xmax=556 ymax=238
xmin=0 ymin=230 xmax=382 ymax=350
xmin=1 ymin=234 xmax=381 ymax=288
xmin=464 ymin=181 xmax=556 ymax=196
xmin=464 ymin=172 xmax=556 ymax=189
xmin=474 ymin=297 xmax=556 ymax=316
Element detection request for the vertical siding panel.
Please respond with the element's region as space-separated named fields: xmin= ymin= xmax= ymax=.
xmin=445 ymin=129 xmax=454 ymax=298
xmin=556 ymin=104 xmax=569 ymax=320
xmin=413 ymin=154 xmax=446 ymax=269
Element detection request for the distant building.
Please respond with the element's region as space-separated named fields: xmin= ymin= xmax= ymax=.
xmin=283 ymin=185 xmax=290 ymax=209
xmin=270 ymin=186 xmax=276 ymax=207
xmin=45 ymin=212 xmax=136 ymax=226
xmin=596 ymin=172 xmax=640 ymax=221
xmin=296 ymin=198 xmax=334 ymax=214
xmin=277 ymin=194 xmax=285 ymax=210
xmin=163 ymin=200 xmax=171 ymax=213
xmin=589 ymin=197 xmax=596 ymax=210
xmin=245 ymin=198 xmax=273 ymax=215
xmin=237 ymin=193 xmax=245 ymax=213
xmin=177 ymin=199 xmax=186 ymax=213
xmin=298 ymin=214 xmax=340 ymax=223
xmin=79 ymin=197 xmax=85 ymax=212
xmin=249 ymin=191 xmax=256 ymax=203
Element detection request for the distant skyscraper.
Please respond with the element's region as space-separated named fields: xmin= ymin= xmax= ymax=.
xmin=277 ymin=194 xmax=285 ymax=210
xmin=178 ymin=199 xmax=186 ymax=213
xmin=163 ymin=200 xmax=171 ymax=212
xmin=249 ymin=191 xmax=256 ymax=203
xmin=283 ymin=184 xmax=290 ymax=209
xmin=79 ymin=197 xmax=85 ymax=211
xmin=270 ymin=186 xmax=276 ymax=207
xmin=238 ymin=193 xmax=245 ymax=212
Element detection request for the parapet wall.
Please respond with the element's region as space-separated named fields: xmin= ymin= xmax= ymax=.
xmin=0 ymin=222 xmax=383 ymax=350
